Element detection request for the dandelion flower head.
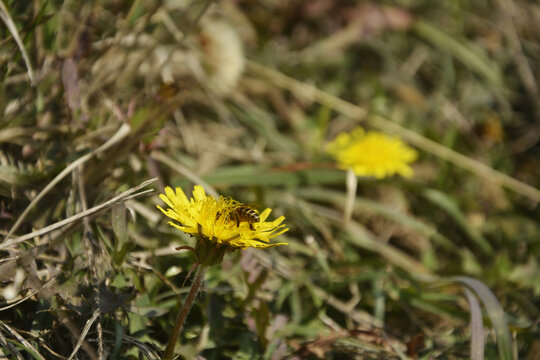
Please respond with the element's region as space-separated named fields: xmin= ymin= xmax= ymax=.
xmin=157 ymin=186 xmax=288 ymax=252
xmin=326 ymin=127 xmax=418 ymax=179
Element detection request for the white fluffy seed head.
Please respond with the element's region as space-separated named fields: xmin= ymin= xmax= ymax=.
xmin=198 ymin=16 xmax=245 ymax=96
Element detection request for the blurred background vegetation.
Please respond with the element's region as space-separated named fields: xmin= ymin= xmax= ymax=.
xmin=1 ymin=0 xmax=539 ymax=359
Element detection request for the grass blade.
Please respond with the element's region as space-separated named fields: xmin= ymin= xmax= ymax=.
xmin=413 ymin=20 xmax=503 ymax=87
xmin=463 ymin=287 xmax=485 ymax=360
xmin=1 ymin=322 xmax=46 ymax=360
xmin=452 ymin=276 xmax=514 ymax=360
xmin=296 ymin=187 xmax=458 ymax=252
xmin=0 ymin=0 xmax=36 ymax=85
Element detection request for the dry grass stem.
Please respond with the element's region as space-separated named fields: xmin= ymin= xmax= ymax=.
xmin=5 ymin=123 xmax=132 ymax=239
xmin=0 ymin=178 xmax=156 ymax=250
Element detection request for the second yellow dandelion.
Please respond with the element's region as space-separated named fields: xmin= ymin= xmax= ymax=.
xmin=326 ymin=127 xmax=418 ymax=179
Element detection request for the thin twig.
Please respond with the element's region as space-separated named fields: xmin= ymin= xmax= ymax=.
xmin=54 ymin=308 xmax=99 ymax=360
xmin=0 ymin=326 xmax=24 ymax=360
xmin=1 ymin=322 xmax=46 ymax=360
xmin=247 ymin=61 xmax=540 ymax=203
xmin=67 ymin=309 xmax=101 ymax=360
xmin=0 ymin=276 xmax=57 ymax=312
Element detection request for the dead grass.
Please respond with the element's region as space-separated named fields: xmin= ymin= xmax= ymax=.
xmin=1 ymin=0 xmax=539 ymax=359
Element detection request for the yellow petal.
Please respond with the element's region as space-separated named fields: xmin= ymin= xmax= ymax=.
xmin=159 ymin=192 xmax=175 ymax=209
xmin=259 ymin=208 xmax=272 ymax=222
xmin=192 ymin=185 xmax=207 ymax=202
xmin=174 ymin=186 xmax=190 ymax=206
xmin=156 ymin=204 xmax=169 ymax=216
xmin=271 ymin=215 xmax=286 ymax=227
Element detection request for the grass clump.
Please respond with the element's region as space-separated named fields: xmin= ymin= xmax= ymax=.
xmin=1 ymin=0 xmax=539 ymax=359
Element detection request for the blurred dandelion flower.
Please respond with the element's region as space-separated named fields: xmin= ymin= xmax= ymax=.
xmin=327 ymin=127 xmax=418 ymax=179
xmin=158 ymin=186 xmax=288 ymax=264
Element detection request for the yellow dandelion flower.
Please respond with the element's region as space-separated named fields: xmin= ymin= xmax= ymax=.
xmin=326 ymin=127 xmax=418 ymax=179
xmin=157 ymin=186 xmax=288 ymax=265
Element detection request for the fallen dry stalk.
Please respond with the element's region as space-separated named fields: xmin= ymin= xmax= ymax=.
xmin=0 ymin=178 xmax=157 ymax=250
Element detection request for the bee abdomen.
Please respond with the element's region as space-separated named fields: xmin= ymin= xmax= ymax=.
xmin=237 ymin=208 xmax=260 ymax=222
xmin=227 ymin=206 xmax=260 ymax=230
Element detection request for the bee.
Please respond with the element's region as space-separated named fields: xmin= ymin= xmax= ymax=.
xmin=228 ymin=205 xmax=260 ymax=230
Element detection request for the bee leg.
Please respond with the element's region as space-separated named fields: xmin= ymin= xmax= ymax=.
xmin=249 ymin=223 xmax=255 ymax=231
xmin=236 ymin=216 xmax=240 ymax=227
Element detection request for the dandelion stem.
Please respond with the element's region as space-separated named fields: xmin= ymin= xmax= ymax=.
xmin=163 ymin=265 xmax=206 ymax=360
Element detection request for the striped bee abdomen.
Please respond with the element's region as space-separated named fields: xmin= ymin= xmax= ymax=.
xmin=228 ymin=206 xmax=260 ymax=230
